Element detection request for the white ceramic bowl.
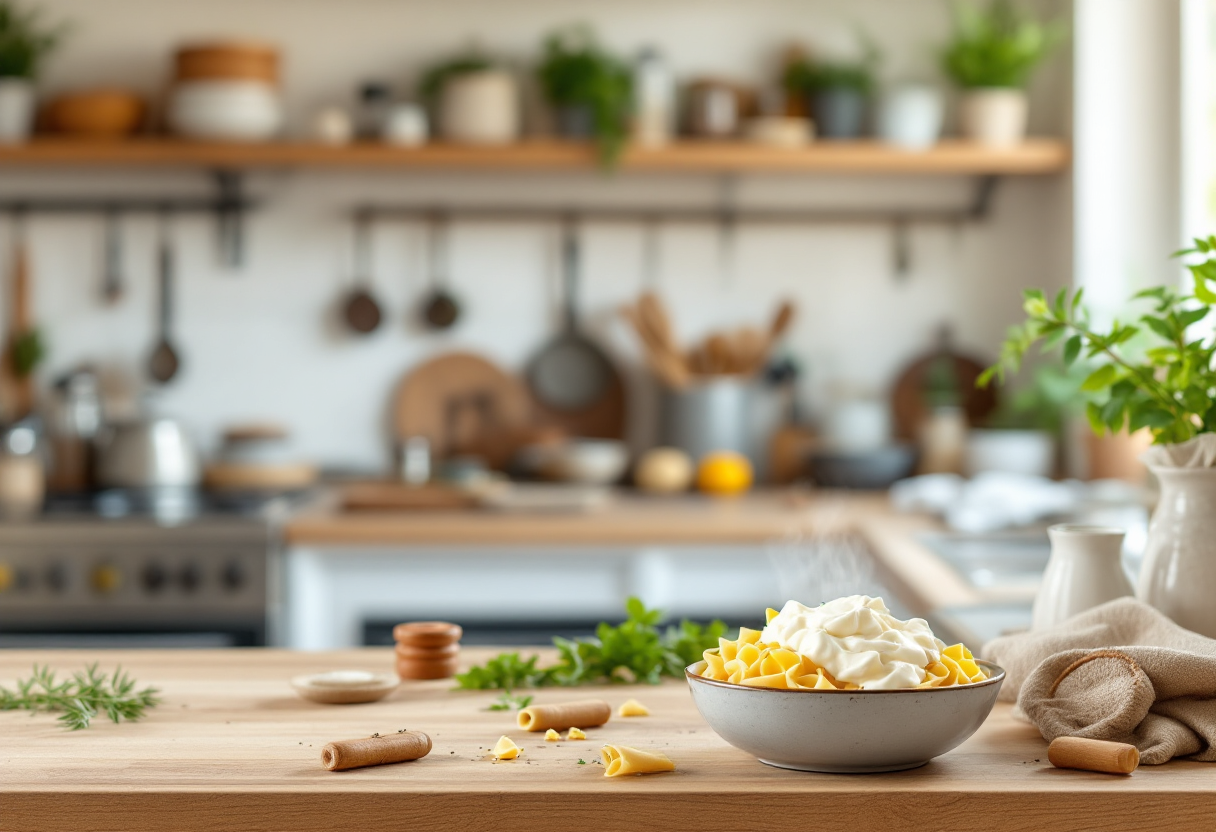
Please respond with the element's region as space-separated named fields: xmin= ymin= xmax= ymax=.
xmin=168 ymin=81 xmax=282 ymax=141
xmin=686 ymin=658 xmax=1004 ymax=773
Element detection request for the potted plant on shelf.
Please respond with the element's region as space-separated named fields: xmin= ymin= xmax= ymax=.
xmin=784 ymin=50 xmax=877 ymax=141
xmin=418 ymin=52 xmax=520 ymax=146
xmin=940 ymin=0 xmax=1063 ymax=147
xmin=0 ymin=1 xmax=65 ymax=143
xmin=981 ymin=236 xmax=1216 ymax=638
xmin=967 ymin=363 xmax=1083 ymax=478
xmin=536 ymin=25 xmax=632 ymax=165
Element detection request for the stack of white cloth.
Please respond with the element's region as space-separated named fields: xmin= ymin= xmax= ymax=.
xmin=890 ymin=472 xmax=1085 ymax=533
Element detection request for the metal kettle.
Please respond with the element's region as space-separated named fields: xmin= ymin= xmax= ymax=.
xmin=96 ymin=416 xmax=201 ymax=490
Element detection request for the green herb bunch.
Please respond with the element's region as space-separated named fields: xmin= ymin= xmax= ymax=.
xmin=0 ymin=1 xmax=66 ymax=80
xmin=0 ymin=664 xmax=160 ymax=730
xmin=537 ymin=25 xmax=632 ymax=167
xmin=981 ymin=236 xmax=1216 ymax=445
xmin=455 ymin=597 xmax=729 ymax=690
xmin=941 ymin=0 xmax=1064 ymax=89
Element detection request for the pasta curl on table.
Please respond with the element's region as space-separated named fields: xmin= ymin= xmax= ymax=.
xmin=698 ymin=627 xmax=988 ymax=691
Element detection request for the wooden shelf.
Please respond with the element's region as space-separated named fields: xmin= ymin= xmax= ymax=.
xmin=0 ymin=138 xmax=1070 ymax=174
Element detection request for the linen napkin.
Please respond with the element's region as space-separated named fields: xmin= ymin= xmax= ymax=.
xmin=1140 ymin=433 xmax=1216 ymax=468
xmin=984 ymin=598 xmax=1216 ymax=764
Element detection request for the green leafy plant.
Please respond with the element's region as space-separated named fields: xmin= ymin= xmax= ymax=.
xmin=981 ymin=235 xmax=1216 ymax=445
xmin=537 ymin=25 xmax=632 ymax=166
xmin=454 ymin=597 xmax=729 ymax=690
xmin=983 ymin=362 xmax=1087 ymax=435
xmin=0 ymin=664 xmax=160 ymax=730
xmin=784 ymin=33 xmax=880 ymax=96
xmin=417 ymin=53 xmax=494 ymax=107
xmin=486 ymin=692 xmax=534 ymax=711
xmin=0 ymin=1 xmax=66 ymax=80
xmin=10 ymin=326 xmax=45 ymax=377
xmin=941 ymin=0 xmax=1064 ymax=89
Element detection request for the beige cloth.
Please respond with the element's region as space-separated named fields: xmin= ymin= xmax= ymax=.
xmin=984 ymin=598 xmax=1216 ymax=764
xmin=1141 ymin=433 xmax=1216 ymax=468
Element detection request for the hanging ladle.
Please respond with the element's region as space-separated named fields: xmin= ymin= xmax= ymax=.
xmin=343 ymin=212 xmax=383 ymax=335
xmin=147 ymin=210 xmax=181 ymax=384
xmin=420 ymin=212 xmax=460 ymax=330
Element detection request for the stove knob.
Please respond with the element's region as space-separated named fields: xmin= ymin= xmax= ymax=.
xmin=179 ymin=563 xmax=202 ymax=593
xmin=46 ymin=564 xmax=70 ymax=594
xmin=142 ymin=564 xmax=169 ymax=594
xmin=221 ymin=561 xmax=245 ymax=592
xmin=91 ymin=565 xmax=122 ymax=595
xmin=0 ymin=564 xmax=12 ymax=593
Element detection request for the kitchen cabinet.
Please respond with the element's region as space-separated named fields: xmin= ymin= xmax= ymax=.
xmin=2 ymin=647 xmax=1212 ymax=832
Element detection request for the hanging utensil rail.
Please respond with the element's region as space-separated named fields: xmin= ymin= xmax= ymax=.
xmin=347 ymin=174 xmax=1000 ymax=276
xmin=0 ymin=171 xmax=256 ymax=267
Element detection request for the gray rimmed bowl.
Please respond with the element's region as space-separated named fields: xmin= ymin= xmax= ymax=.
xmin=686 ymin=658 xmax=1004 ymax=773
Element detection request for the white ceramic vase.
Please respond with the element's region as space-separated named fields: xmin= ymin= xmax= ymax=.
xmin=439 ymin=69 xmax=519 ymax=145
xmin=0 ymin=79 xmax=35 ymax=144
xmin=1137 ymin=467 xmax=1216 ymax=638
xmin=958 ymin=88 xmax=1028 ymax=147
xmin=877 ymin=84 xmax=944 ymax=151
xmin=1032 ymin=525 xmax=1133 ymax=630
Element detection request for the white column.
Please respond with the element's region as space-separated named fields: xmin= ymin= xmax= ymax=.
xmin=1074 ymin=0 xmax=1183 ymax=315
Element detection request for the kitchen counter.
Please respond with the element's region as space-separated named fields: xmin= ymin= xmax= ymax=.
xmin=2 ymin=648 xmax=1212 ymax=832
xmin=283 ymin=489 xmax=1003 ymax=620
xmin=285 ymin=490 xmax=827 ymax=546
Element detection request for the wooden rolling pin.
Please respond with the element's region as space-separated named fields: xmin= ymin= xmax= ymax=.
xmin=518 ymin=700 xmax=611 ymax=732
xmin=1048 ymin=736 xmax=1139 ymax=775
xmin=322 ymin=731 xmax=432 ymax=771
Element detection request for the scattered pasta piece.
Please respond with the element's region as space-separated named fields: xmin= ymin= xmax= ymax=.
xmin=492 ymin=736 xmax=523 ymax=760
xmin=601 ymin=744 xmax=675 ymax=777
xmin=618 ymin=698 xmax=649 ymax=717
xmin=544 ymin=729 xmax=561 ymax=742
xmin=917 ymin=643 xmax=988 ymax=688
xmin=567 ymin=727 xmax=587 ymax=740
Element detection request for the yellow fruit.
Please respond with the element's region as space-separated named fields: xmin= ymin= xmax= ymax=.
xmin=634 ymin=447 xmax=694 ymax=494
xmin=696 ymin=452 xmax=753 ymax=496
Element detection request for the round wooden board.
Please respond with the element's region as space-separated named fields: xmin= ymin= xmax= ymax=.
xmin=391 ymin=352 xmax=534 ymax=468
xmin=890 ymin=352 xmax=999 ymax=441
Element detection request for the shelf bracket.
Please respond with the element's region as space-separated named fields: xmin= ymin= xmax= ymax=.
xmin=212 ymin=170 xmax=247 ymax=269
xmin=969 ymin=175 xmax=1000 ymax=220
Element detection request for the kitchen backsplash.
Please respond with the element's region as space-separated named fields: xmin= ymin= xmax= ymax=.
xmin=1 ymin=0 xmax=1072 ymax=468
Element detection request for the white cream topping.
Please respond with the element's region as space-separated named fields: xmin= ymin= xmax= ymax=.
xmin=760 ymin=595 xmax=946 ymax=690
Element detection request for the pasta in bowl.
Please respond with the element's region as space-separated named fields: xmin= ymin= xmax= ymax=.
xmin=686 ymin=596 xmax=1005 ymax=773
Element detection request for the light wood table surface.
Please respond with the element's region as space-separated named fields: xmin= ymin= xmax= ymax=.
xmin=2 ymin=648 xmax=1213 ymax=832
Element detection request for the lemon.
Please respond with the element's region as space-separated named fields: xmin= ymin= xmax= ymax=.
xmin=696 ymin=452 xmax=754 ymax=496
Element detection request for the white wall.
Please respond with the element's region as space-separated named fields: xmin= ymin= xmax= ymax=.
xmin=4 ymin=0 xmax=1073 ymax=469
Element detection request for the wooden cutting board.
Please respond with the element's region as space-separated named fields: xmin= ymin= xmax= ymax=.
xmin=391 ymin=352 xmax=535 ymax=469
xmin=890 ymin=333 xmax=998 ymax=441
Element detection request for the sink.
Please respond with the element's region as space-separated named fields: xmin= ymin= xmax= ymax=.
xmin=918 ymin=530 xmax=1051 ymax=590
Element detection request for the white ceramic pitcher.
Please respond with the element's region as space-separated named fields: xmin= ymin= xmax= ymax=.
xmin=1031 ymin=525 xmax=1133 ymax=630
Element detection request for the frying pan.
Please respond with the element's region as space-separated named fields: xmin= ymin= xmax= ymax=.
xmin=527 ymin=222 xmax=615 ymax=411
xmin=343 ymin=213 xmax=383 ymax=335
xmin=420 ymin=213 xmax=461 ymax=330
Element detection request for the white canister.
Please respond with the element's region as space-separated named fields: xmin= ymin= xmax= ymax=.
xmin=384 ymin=103 xmax=429 ymax=146
xmin=965 ymin=429 xmax=1055 ymax=478
xmin=168 ymin=80 xmax=283 ymax=142
xmin=0 ymin=79 xmax=35 ymax=144
xmin=958 ymin=88 xmax=1029 ymax=147
xmin=439 ymin=69 xmax=520 ymax=145
xmin=877 ymin=84 xmax=944 ymax=151
xmin=1032 ymin=525 xmax=1133 ymax=630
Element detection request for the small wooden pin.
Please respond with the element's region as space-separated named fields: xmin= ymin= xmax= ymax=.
xmin=1048 ymin=736 xmax=1139 ymax=775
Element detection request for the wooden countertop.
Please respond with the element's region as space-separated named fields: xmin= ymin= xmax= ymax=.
xmin=284 ymin=490 xmax=826 ymax=546
xmin=2 ymin=649 xmax=1212 ymax=832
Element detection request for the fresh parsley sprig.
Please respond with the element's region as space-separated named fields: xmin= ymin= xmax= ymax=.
xmin=0 ymin=664 xmax=160 ymax=730
xmin=455 ymin=598 xmax=729 ymax=691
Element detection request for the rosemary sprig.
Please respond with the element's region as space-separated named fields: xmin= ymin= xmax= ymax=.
xmin=0 ymin=664 xmax=160 ymax=730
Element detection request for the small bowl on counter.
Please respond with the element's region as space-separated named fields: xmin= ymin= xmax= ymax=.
xmin=515 ymin=438 xmax=630 ymax=486
xmin=686 ymin=658 xmax=1004 ymax=773
xmin=808 ymin=443 xmax=918 ymax=490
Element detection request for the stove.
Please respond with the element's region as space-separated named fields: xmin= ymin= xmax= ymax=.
xmin=0 ymin=489 xmax=285 ymax=647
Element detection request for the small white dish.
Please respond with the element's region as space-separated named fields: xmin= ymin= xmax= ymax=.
xmin=291 ymin=671 xmax=398 ymax=705
xmin=686 ymin=658 xmax=1004 ymax=773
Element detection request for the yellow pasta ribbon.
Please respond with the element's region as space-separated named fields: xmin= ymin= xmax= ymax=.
xmin=700 ymin=631 xmax=988 ymax=691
